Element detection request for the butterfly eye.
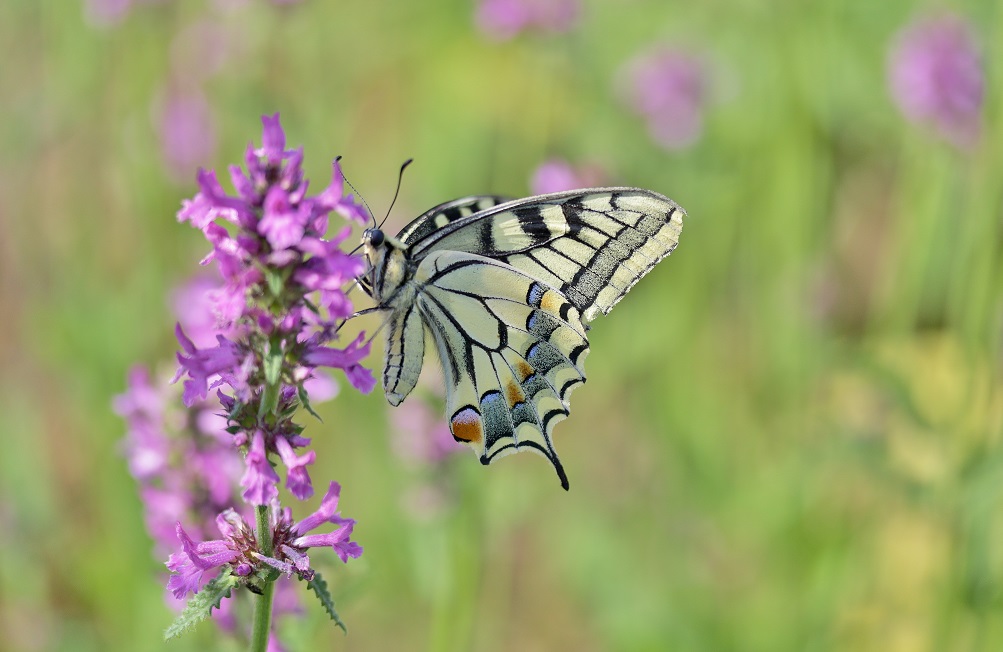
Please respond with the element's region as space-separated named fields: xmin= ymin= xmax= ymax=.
xmin=369 ymin=230 xmax=385 ymax=247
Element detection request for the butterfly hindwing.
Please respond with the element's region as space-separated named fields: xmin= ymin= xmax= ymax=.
xmin=382 ymin=302 xmax=424 ymax=407
xmin=412 ymin=250 xmax=588 ymax=488
xmin=408 ymin=188 xmax=684 ymax=322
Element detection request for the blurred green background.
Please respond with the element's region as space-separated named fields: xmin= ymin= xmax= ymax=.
xmin=2 ymin=1 xmax=1002 ymax=650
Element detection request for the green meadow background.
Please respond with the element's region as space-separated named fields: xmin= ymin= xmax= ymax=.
xmin=2 ymin=1 xmax=1002 ymax=650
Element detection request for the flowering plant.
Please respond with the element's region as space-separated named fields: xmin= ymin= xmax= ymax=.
xmin=117 ymin=114 xmax=372 ymax=650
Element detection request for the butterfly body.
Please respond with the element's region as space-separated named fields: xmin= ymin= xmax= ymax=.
xmin=361 ymin=188 xmax=684 ymax=489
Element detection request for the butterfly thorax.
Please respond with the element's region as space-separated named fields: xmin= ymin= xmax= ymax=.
xmin=362 ymin=228 xmax=413 ymax=304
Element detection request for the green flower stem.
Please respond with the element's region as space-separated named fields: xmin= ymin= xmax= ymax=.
xmin=250 ymin=504 xmax=276 ymax=652
xmin=251 ymin=341 xmax=281 ymax=652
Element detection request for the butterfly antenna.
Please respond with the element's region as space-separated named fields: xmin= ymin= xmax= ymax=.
xmin=378 ymin=158 xmax=413 ymax=230
xmin=337 ymin=156 xmax=378 ymax=229
xmin=333 ymin=305 xmax=388 ymax=334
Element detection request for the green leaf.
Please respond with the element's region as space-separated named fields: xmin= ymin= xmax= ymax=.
xmin=307 ymin=572 xmax=347 ymax=634
xmin=164 ymin=568 xmax=239 ymax=641
xmin=298 ymin=384 xmax=322 ymax=421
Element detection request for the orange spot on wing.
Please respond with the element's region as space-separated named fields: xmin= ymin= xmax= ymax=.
xmin=505 ymin=381 xmax=525 ymax=407
xmin=515 ymin=361 xmax=534 ymax=381
xmin=451 ymin=414 xmax=482 ymax=444
xmin=540 ymin=290 xmax=563 ymax=314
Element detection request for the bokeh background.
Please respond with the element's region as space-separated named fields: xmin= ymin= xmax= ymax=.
xmin=2 ymin=1 xmax=1002 ymax=650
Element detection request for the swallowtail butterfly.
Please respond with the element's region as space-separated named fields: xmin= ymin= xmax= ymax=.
xmin=360 ymin=188 xmax=684 ymax=489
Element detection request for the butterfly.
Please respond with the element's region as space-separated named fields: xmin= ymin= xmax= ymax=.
xmin=359 ymin=187 xmax=684 ymax=489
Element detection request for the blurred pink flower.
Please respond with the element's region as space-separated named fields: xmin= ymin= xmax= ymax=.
xmin=155 ymin=88 xmax=219 ymax=183
xmin=530 ymin=159 xmax=607 ymax=195
xmin=888 ymin=13 xmax=983 ymax=149
xmin=391 ymin=398 xmax=463 ymax=466
xmin=620 ymin=47 xmax=711 ymax=150
xmin=476 ymin=0 xmax=580 ymax=40
xmin=83 ymin=0 xmax=165 ymax=28
xmin=172 ymin=275 xmax=224 ymax=349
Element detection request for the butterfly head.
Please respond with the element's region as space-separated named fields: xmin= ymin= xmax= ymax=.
xmin=362 ymin=228 xmax=408 ymax=302
xmin=363 ymin=228 xmax=385 ymax=249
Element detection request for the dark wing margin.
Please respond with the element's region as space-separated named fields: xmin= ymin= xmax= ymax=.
xmin=407 ymin=188 xmax=684 ymax=322
xmin=396 ymin=195 xmax=513 ymax=246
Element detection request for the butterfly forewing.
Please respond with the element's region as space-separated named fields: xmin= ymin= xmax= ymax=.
xmin=408 ymin=188 xmax=684 ymax=322
xmin=397 ymin=195 xmax=512 ymax=246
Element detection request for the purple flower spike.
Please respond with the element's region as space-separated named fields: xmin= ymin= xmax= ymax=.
xmin=240 ymin=431 xmax=280 ymax=506
xmin=888 ymin=13 xmax=983 ymax=148
xmin=136 ymin=114 xmax=376 ymax=646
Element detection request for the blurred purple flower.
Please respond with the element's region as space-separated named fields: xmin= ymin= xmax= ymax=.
xmin=620 ymin=47 xmax=711 ymax=150
xmin=83 ymin=0 xmax=139 ymax=27
xmin=172 ymin=276 xmax=226 ymax=349
xmin=391 ymin=399 xmax=463 ymax=467
xmin=155 ymin=88 xmax=218 ymax=183
xmin=476 ymin=0 xmax=580 ymax=40
xmin=170 ymin=19 xmax=244 ymax=83
xmin=888 ymin=13 xmax=983 ymax=148
xmin=117 ymin=365 xmax=245 ymax=550
xmin=530 ymin=159 xmax=607 ymax=195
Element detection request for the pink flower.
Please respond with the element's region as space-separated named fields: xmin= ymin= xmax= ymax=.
xmin=155 ymin=87 xmax=218 ymax=183
xmin=530 ymin=159 xmax=607 ymax=195
xmin=620 ymin=47 xmax=712 ymax=150
xmin=888 ymin=13 xmax=983 ymax=148
xmin=476 ymin=0 xmax=580 ymax=40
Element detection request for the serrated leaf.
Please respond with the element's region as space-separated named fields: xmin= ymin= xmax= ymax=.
xmin=164 ymin=568 xmax=239 ymax=641
xmin=298 ymin=384 xmax=322 ymax=421
xmin=307 ymin=572 xmax=347 ymax=634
